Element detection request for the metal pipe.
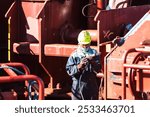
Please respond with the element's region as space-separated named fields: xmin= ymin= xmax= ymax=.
xmin=0 ymin=62 xmax=30 ymax=75
xmin=124 ymin=64 xmax=150 ymax=69
xmin=99 ymin=41 xmax=112 ymax=46
xmin=127 ymin=67 xmax=134 ymax=99
xmin=96 ymin=72 xmax=104 ymax=77
xmin=0 ymin=62 xmax=30 ymax=87
xmin=0 ymin=75 xmax=44 ymax=100
xmin=1 ymin=64 xmax=17 ymax=76
xmin=127 ymin=52 xmax=143 ymax=98
xmin=136 ymin=69 xmax=143 ymax=92
xmin=122 ymin=48 xmax=136 ymax=99
xmin=5 ymin=1 xmax=16 ymax=18
xmin=97 ymin=0 xmax=104 ymax=10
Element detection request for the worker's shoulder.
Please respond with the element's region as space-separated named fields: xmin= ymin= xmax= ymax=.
xmin=89 ymin=48 xmax=98 ymax=53
xmin=70 ymin=49 xmax=78 ymax=57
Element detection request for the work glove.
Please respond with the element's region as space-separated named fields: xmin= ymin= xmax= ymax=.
xmin=77 ymin=58 xmax=88 ymax=71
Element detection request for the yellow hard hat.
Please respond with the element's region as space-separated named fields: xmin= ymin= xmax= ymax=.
xmin=78 ymin=31 xmax=91 ymax=44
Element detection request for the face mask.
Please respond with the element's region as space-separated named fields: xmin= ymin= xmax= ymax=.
xmin=80 ymin=47 xmax=90 ymax=53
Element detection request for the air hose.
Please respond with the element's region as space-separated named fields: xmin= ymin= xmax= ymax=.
xmin=0 ymin=66 xmax=24 ymax=75
xmin=0 ymin=66 xmax=38 ymax=100
xmin=28 ymin=81 xmax=38 ymax=100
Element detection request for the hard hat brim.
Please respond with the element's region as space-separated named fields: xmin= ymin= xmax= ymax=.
xmin=78 ymin=42 xmax=91 ymax=45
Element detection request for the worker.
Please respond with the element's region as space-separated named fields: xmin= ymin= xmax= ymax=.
xmin=66 ymin=30 xmax=101 ymax=100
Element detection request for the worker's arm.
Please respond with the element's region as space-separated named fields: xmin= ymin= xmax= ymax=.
xmin=66 ymin=55 xmax=88 ymax=76
xmin=66 ymin=56 xmax=80 ymax=77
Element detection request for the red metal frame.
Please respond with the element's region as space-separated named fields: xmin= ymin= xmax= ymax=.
xmin=0 ymin=75 xmax=44 ymax=100
xmin=95 ymin=7 xmax=150 ymax=100
xmin=0 ymin=62 xmax=30 ymax=75
xmin=0 ymin=62 xmax=44 ymax=100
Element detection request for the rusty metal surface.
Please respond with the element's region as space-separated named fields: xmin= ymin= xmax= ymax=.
xmin=95 ymin=5 xmax=150 ymax=64
xmin=95 ymin=5 xmax=150 ymax=99
xmin=3 ymin=0 xmax=150 ymax=100
xmin=122 ymin=47 xmax=150 ymax=99
xmin=13 ymin=42 xmax=98 ymax=57
xmin=44 ymin=44 xmax=98 ymax=57
xmin=6 ymin=0 xmax=85 ymax=56
xmin=105 ymin=10 xmax=150 ymax=100
xmin=13 ymin=43 xmax=39 ymax=55
xmin=5 ymin=0 xmax=87 ymax=95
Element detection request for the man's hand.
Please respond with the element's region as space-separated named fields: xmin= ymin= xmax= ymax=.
xmin=77 ymin=58 xmax=88 ymax=71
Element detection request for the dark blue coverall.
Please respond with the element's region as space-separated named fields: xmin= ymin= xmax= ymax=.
xmin=66 ymin=47 xmax=101 ymax=100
